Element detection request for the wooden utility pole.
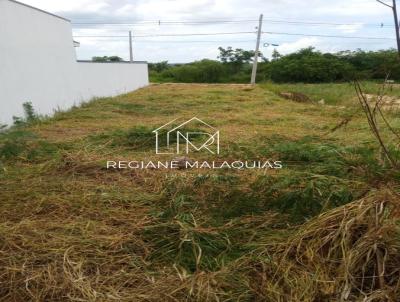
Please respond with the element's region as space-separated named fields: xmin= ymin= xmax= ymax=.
xmin=129 ymin=31 xmax=133 ymax=62
xmin=377 ymin=0 xmax=400 ymax=56
xmin=392 ymin=0 xmax=400 ymax=55
xmin=251 ymin=14 xmax=263 ymax=84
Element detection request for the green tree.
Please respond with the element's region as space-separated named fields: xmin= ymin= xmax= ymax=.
xmin=266 ymin=47 xmax=355 ymax=83
xmin=338 ymin=49 xmax=400 ymax=80
xmin=92 ymin=56 xmax=123 ymax=62
xmin=272 ymin=49 xmax=281 ymax=61
xmin=218 ymin=47 xmax=264 ymax=73
xmin=149 ymin=61 xmax=170 ymax=72
xmin=108 ymin=56 xmax=123 ymax=62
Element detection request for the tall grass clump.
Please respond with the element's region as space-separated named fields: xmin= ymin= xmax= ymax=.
xmin=242 ymin=189 xmax=400 ymax=301
xmin=0 ymin=103 xmax=59 ymax=163
xmin=12 ymin=101 xmax=41 ymax=126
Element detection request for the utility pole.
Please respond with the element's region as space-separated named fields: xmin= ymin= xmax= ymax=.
xmin=251 ymin=14 xmax=263 ymax=84
xmin=129 ymin=30 xmax=133 ymax=62
xmin=377 ymin=0 xmax=400 ymax=56
xmin=392 ymin=0 xmax=400 ymax=55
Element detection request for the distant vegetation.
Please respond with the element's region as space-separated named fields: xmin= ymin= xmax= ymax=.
xmin=150 ymin=47 xmax=263 ymax=83
xmin=92 ymin=55 xmax=123 ymax=62
xmin=149 ymin=47 xmax=400 ymax=83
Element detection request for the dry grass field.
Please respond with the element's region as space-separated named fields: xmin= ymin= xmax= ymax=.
xmin=0 ymin=83 xmax=400 ymax=301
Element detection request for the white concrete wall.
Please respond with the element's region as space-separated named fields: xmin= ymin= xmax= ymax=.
xmin=75 ymin=62 xmax=149 ymax=101
xmin=0 ymin=0 xmax=149 ymax=126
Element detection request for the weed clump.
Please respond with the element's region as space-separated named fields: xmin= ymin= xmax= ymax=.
xmin=12 ymin=102 xmax=41 ymax=126
xmin=252 ymin=173 xmax=359 ymax=222
xmin=245 ymin=189 xmax=400 ymax=301
xmin=0 ymin=130 xmax=58 ymax=162
xmin=89 ymin=126 xmax=154 ymax=150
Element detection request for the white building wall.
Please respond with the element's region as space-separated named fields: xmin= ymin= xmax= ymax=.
xmin=0 ymin=0 xmax=149 ymax=126
xmin=75 ymin=62 xmax=149 ymax=101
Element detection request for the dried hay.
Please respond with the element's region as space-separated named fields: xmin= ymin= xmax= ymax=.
xmin=248 ymin=189 xmax=400 ymax=301
xmin=279 ymin=92 xmax=312 ymax=103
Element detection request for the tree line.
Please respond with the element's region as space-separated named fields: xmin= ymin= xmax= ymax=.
xmin=148 ymin=47 xmax=400 ymax=83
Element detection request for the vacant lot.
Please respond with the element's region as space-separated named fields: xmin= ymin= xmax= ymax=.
xmin=1 ymin=83 xmax=400 ymax=301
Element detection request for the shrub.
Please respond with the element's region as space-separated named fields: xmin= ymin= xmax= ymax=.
xmin=266 ymin=47 xmax=355 ymax=83
xmin=169 ymin=59 xmax=225 ymax=83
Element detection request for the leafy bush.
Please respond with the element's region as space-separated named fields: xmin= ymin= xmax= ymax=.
xmin=150 ymin=59 xmax=251 ymax=83
xmin=168 ymin=59 xmax=225 ymax=83
xmin=338 ymin=49 xmax=400 ymax=79
xmin=92 ymin=56 xmax=123 ymax=62
xmin=266 ymin=47 xmax=355 ymax=83
xmin=150 ymin=47 xmax=400 ymax=84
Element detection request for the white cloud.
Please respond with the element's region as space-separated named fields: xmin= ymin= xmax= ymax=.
xmin=134 ymin=0 xmax=217 ymax=18
xmin=20 ymin=0 xmax=110 ymax=13
xmin=337 ymin=23 xmax=364 ymax=34
xmin=18 ymin=0 xmax=396 ymax=62
xmin=274 ymin=37 xmax=319 ymax=55
xmin=313 ymin=0 xmax=389 ymax=17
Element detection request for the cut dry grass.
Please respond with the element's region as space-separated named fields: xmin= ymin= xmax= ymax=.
xmin=0 ymin=83 xmax=399 ymax=301
xmin=240 ymin=188 xmax=400 ymax=301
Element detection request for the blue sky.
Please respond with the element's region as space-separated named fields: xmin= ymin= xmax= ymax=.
xmin=20 ymin=0 xmax=398 ymax=62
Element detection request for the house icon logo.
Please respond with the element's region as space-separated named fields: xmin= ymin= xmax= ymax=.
xmin=153 ymin=117 xmax=220 ymax=155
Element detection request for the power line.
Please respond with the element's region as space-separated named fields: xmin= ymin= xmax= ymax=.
xmin=70 ymin=18 xmax=392 ymax=28
xmin=70 ymin=36 xmax=383 ymax=44
xmin=73 ymin=39 xmax=256 ymax=43
xmin=263 ymin=31 xmax=395 ymax=40
xmin=263 ymin=21 xmax=389 ymax=28
xmin=73 ymin=31 xmax=395 ymax=40
xmin=73 ymin=31 xmax=256 ymax=38
xmin=72 ymin=20 xmax=258 ymax=25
